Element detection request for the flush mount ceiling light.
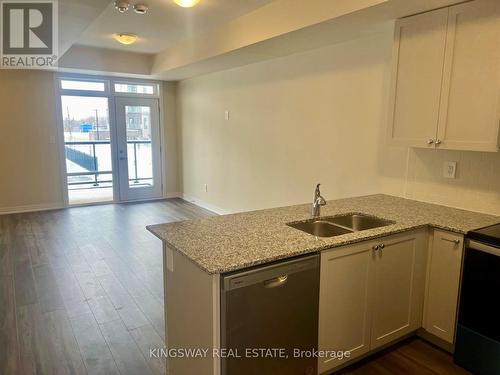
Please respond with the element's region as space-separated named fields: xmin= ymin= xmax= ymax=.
xmin=133 ymin=3 xmax=149 ymax=14
xmin=113 ymin=33 xmax=138 ymax=45
xmin=174 ymin=0 xmax=200 ymax=7
xmin=115 ymin=0 xmax=130 ymax=13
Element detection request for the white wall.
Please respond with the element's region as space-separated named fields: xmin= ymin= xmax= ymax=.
xmin=162 ymin=82 xmax=181 ymax=195
xmin=1 ymin=31 xmax=498 ymax=216
xmin=0 ymin=70 xmax=64 ymax=212
xmin=177 ymin=28 xmax=500 ymax=216
xmin=406 ymin=148 xmax=500 ymax=216
xmin=177 ymin=29 xmax=409 ymax=213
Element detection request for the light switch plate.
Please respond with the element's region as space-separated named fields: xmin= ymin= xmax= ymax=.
xmin=443 ymin=161 xmax=457 ymax=179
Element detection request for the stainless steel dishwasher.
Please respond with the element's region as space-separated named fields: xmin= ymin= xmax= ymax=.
xmin=221 ymin=254 xmax=319 ymax=375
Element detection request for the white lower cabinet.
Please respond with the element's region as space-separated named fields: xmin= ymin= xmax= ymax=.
xmin=370 ymin=231 xmax=428 ymax=349
xmin=318 ymin=241 xmax=374 ymax=373
xmin=423 ymin=229 xmax=464 ymax=343
xmin=318 ymin=230 xmax=428 ymax=374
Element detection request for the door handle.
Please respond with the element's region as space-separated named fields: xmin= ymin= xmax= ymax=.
xmin=263 ymin=275 xmax=288 ymax=288
xmin=119 ymin=157 xmax=127 ymax=161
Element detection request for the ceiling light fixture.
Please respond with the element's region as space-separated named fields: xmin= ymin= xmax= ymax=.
xmin=133 ymin=3 xmax=149 ymax=14
xmin=115 ymin=0 xmax=130 ymax=13
xmin=173 ymin=0 xmax=200 ymax=8
xmin=113 ymin=33 xmax=138 ymax=45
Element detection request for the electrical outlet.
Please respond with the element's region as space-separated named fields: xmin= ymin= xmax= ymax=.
xmin=443 ymin=161 xmax=457 ymax=179
xmin=204 ymin=184 xmax=208 ymax=192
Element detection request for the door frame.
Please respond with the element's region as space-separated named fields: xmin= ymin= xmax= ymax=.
xmin=54 ymin=73 xmax=166 ymax=207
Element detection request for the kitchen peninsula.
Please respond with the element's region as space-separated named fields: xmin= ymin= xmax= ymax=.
xmin=148 ymin=194 xmax=499 ymax=375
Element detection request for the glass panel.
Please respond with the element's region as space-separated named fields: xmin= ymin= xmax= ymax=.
xmin=125 ymin=105 xmax=153 ymax=188
xmin=115 ymin=83 xmax=155 ymax=95
xmin=61 ymin=79 xmax=105 ymax=92
xmin=61 ymin=96 xmax=113 ymax=204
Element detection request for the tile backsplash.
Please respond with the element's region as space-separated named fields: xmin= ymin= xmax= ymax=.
xmin=405 ymin=148 xmax=500 ymax=216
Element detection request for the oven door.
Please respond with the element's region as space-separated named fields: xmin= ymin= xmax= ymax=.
xmin=454 ymin=240 xmax=500 ymax=374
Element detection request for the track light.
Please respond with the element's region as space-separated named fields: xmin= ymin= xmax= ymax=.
xmin=115 ymin=0 xmax=130 ymax=13
xmin=133 ymin=3 xmax=148 ymax=14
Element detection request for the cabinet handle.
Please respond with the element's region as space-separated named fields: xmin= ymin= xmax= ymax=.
xmin=441 ymin=237 xmax=460 ymax=245
xmin=427 ymin=139 xmax=435 ymax=145
xmin=435 ymin=139 xmax=442 ymax=146
xmin=379 ymin=243 xmax=385 ymax=249
xmin=372 ymin=245 xmax=380 ymax=251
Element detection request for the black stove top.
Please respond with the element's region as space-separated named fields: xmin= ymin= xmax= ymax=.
xmin=468 ymin=223 xmax=500 ymax=247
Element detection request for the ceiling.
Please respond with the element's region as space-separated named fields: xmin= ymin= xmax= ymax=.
xmin=76 ymin=0 xmax=275 ymax=54
xmin=58 ymin=0 xmax=112 ymax=55
xmin=58 ymin=0 xmax=469 ymax=80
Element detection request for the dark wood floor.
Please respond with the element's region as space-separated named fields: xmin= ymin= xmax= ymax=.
xmin=0 ymin=198 xmax=470 ymax=375
xmin=0 ymin=198 xmax=215 ymax=375
xmin=339 ymin=338 xmax=470 ymax=375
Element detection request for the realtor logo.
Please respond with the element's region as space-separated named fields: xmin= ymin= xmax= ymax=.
xmin=1 ymin=0 xmax=58 ymax=68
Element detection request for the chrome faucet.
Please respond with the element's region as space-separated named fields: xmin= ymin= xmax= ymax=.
xmin=312 ymin=184 xmax=326 ymax=217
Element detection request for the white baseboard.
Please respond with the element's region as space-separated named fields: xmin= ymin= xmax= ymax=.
xmin=0 ymin=203 xmax=64 ymax=215
xmin=165 ymin=192 xmax=182 ymax=199
xmin=181 ymin=194 xmax=232 ymax=215
xmin=0 ymin=194 xmax=227 ymax=216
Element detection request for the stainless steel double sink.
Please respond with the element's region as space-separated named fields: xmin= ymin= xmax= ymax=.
xmin=287 ymin=213 xmax=394 ymax=238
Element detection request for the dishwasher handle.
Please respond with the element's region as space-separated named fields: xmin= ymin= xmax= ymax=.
xmin=223 ymin=254 xmax=319 ymax=291
xmin=263 ymin=275 xmax=288 ymax=288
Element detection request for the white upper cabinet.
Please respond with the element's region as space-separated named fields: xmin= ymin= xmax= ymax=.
xmin=437 ymin=1 xmax=500 ymax=151
xmin=388 ymin=9 xmax=449 ymax=148
xmin=388 ymin=0 xmax=500 ymax=152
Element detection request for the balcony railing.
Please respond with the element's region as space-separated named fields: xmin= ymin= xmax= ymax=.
xmin=65 ymin=140 xmax=152 ymax=189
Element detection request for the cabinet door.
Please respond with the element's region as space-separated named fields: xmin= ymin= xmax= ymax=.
xmin=437 ymin=1 xmax=500 ymax=152
xmin=387 ymin=9 xmax=448 ymax=147
xmin=370 ymin=231 xmax=427 ymax=349
xmin=423 ymin=230 xmax=464 ymax=343
xmin=318 ymin=242 xmax=374 ymax=373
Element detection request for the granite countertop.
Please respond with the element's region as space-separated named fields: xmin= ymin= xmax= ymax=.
xmin=147 ymin=194 xmax=500 ymax=275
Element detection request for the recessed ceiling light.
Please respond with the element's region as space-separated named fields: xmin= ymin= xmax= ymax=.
xmin=113 ymin=33 xmax=138 ymax=45
xmin=174 ymin=0 xmax=200 ymax=8
xmin=133 ymin=3 xmax=148 ymax=14
xmin=115 ymin=0 xmax=130 ymax=13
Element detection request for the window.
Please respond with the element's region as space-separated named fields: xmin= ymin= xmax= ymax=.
xmin=60 ymin=79 xmax=106 ymax=92
xmin=114 ymin=83 xmax=156 ymax=95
